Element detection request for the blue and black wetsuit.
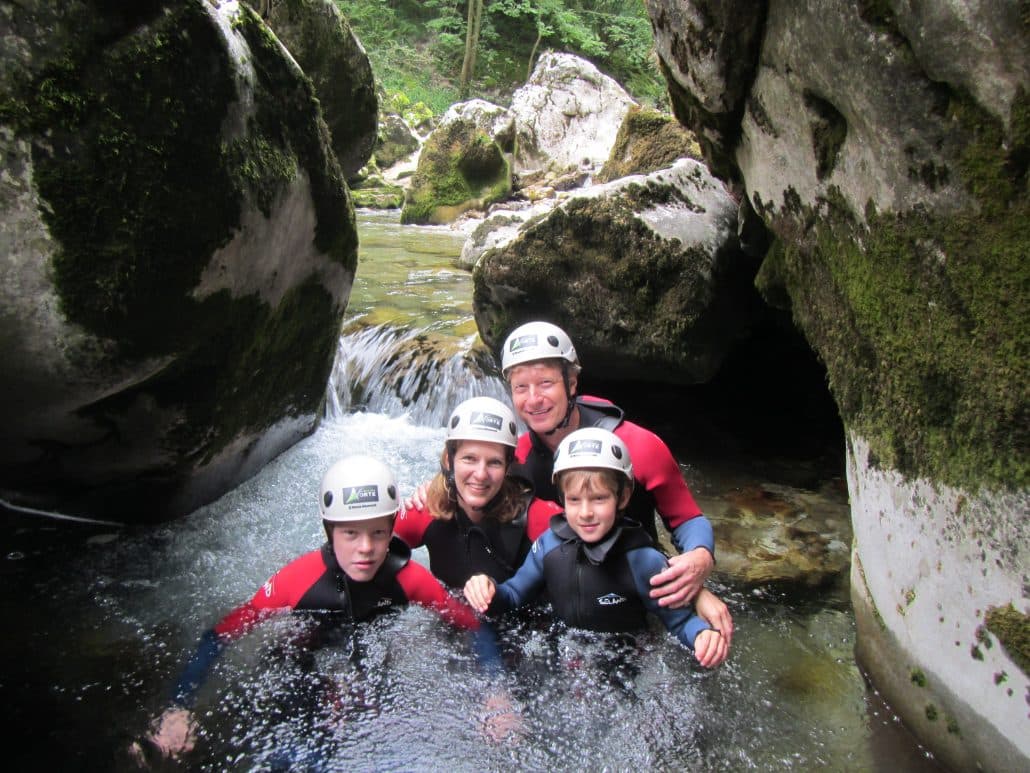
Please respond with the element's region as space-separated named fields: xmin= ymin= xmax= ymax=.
xmin=484 ymin=516 xmax=711 ymax=649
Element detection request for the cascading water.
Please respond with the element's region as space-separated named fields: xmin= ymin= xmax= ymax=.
xmin=1 ymin=209 xmax=944 ymax=771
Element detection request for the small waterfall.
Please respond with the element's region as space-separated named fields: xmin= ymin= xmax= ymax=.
xmin=325 ymin=320 xmax=511 ymax=428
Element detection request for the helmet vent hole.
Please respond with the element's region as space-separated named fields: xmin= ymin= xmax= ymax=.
xmin=323 ymin=491 xmax=333 ymax=508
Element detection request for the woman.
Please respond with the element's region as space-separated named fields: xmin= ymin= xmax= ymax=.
xmin=394 ymin=396 xmax=561 ymax=588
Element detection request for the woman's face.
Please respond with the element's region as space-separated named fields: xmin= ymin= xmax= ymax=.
xmin=450 ymin=439 xmax=509 ymax=516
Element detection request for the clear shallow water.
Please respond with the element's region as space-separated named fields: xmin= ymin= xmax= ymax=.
xmin=0 ymin=210 xmax=943 ymax=771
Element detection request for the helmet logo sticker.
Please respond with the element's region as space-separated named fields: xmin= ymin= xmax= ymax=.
xmin=568 ymin=438 xmax=603 ymax=456
xmin=469 ymin=411 xmax=503 ymax=431
xmin=597 ymin=593 xmax=626 ymax=606
xmin=343 ymin=484 xmax=379 ymax=507
xmin=509 ymin=333 xmax=538 ymax=353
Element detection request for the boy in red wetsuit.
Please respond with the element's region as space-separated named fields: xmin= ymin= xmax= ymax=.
xmin=139 ymin=455 xmax=505 ymax=761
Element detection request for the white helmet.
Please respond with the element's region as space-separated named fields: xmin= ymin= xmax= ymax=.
xmin=446 ymin=396 xmax=518 ymax=447
xmin=501 ymin=321 xmax=578 ymax=377
xmin=552 ymin=427 xmax=633 ymax=482
xmin=319 ymin=455 xmax=400 ymax=522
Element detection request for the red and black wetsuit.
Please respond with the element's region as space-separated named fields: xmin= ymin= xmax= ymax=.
xmin=513 ymin=395 xmax=715 ymax=556
xmin=173 ymin=538 xmax=487 ymax=706
xmin=395 ymin=492 xmax=561 ymax=587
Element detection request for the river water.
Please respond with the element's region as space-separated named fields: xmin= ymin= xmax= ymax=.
xmin=1 ymin=210 xmax=944 ymax=771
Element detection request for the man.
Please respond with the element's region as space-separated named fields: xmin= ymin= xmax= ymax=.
xmin=501 ymin=321 xmax=718 ymax=612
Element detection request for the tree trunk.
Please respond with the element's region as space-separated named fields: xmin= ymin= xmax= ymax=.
xmin=459 ymin=0 xmax=484 ymax=99
xmin=526 ymin=25 xmax=543 ymax=82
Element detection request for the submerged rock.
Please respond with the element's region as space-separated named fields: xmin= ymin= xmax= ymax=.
xmin=0 ymin=0 xmax=356 ymax=522
xmin=701 ymin=482 xmax=852 ymax=588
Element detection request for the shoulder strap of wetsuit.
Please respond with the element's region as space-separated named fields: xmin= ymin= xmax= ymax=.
xmin=576 ymin=395 xmax=624 ymax=432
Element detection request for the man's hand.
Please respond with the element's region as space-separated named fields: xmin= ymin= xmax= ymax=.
xmin=649 ymin=547 xmax=714 ymax=608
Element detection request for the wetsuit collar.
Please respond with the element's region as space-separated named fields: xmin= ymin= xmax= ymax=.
xmin=551 ymin=515 xmax=625 ymax=565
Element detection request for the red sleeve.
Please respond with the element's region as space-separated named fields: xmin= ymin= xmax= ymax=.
xmin=395 ymin=561 xmax=481 ymax=631
xmin=526 ymin=496 xmax=562 ymax=541
xmin=515 ymin=431 xmax=532 ymax=464
xmin=615 ymin=421 xmax=702 ymax=529
xmin=393 ymin=504 xmax=433 ymax=548
xmin=213 ymin=550 xmax=324 ymax=639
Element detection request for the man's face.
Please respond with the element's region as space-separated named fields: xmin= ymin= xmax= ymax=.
xmin=330 ymin=514 xmax=394 ymax=582
xmin=507 ymin=360 xmax=575 ymax=435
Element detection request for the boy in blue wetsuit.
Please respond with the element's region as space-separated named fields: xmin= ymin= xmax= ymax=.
xmin=464 ymin=427 xmax=728 ymax=668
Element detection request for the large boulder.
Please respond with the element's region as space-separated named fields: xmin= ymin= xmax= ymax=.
xmin=0 ymin=0 xmax=358 ymax=522
xmin=400 ymin=100 xmax=512 ymax=225
xmin=473 ymin=159 xmax=756 ymax=383
xmin=509 ymin=52 xmax=637 ymax=178
xmin=263 ymin=0 xmax=377 ymax=179
xmin=648 ymin=1 xmax=1029 ymax=769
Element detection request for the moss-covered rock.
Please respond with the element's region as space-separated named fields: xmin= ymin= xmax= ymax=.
xmin=595 ymin=105 xmax=703 ymax=183
xmin=0 ymin=0 xmax=356 ymax=522
xmin=262 ymin=0 xmax=377 ymax=179
xmin=473 ymin=159 xmax=755 ymax=383
xmin=400 ymin=113 xmax=511 ymax=225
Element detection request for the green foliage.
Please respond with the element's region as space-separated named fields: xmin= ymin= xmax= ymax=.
xmin=335 ymin=0 xmax=666 ymax=116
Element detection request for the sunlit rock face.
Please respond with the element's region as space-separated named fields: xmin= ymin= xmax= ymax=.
xmin=647 ymin=1 xmax=1029 ymax=769
xmin=473 ymin=159 xmax=756 ymax=384
xmin=0 ymin=0 xmax=356 ymax=522
xmin=508 ymin=52 xmax=638 ymax=178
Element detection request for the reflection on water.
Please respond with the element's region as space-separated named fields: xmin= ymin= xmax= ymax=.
xmin=0 ymin=210 xmax=944 ymax=771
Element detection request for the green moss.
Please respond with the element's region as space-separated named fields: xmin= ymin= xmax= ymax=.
xmin=762 ymin=87 xmax=1029 ymax=492
xmin=925 ymin=703 xmax=938 ymax=721
xmin=596 ymin=105 xmax=702 ymax=183
xmin=4 ymin=3 xmax=239 ymax=355
xmin=910 ymin=668 xmax=927 ymax=687
xmin=946 ymin=716 xmax=961 ymax=735
xmin=984 ymin=604 xmax=1030 ymax=676
xmin=233 ymin=4 xmax=356 ymax=264
xmin=225 ymin=134 xmax=296 ymax=218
